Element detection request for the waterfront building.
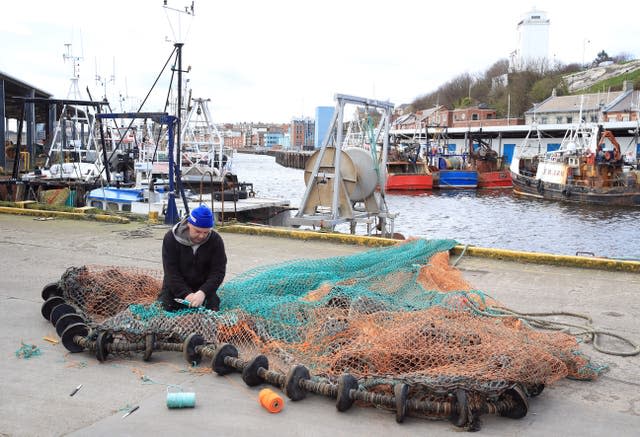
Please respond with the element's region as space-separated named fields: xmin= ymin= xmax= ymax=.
xmin=525 ymin=88 xmax=626 ymax=124
xmin=602 ymin=85 xmax=639 ymax=122
xmin=419 ymin=106 xmax=448 ymax=127
xmin=392 ymin=113 xmax=419 ymax=131
xmin=264 ymin=131 xmax=284 ymax=149
xmin=281 ymin=132 xmax=291 ymax=149
xmin=289 ymin=117 xmax=314 ymax=150
xmin=314 ymin=106 xmax=334 ymax=149
xmin=222 ymin=129 xmax=243 ymax=149
xmin=450 ymin=106 xmax=498 ymax=128
xmin=393 ymin=105 xmax=523 ymax=133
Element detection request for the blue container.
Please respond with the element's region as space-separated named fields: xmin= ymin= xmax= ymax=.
xmin=437 ymin=170 xmax=478 ymax=188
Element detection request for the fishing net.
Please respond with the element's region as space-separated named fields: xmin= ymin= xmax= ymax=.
xmin=39 ymin=187 xmax=70 ymax=205
xmin=53 ymin=238 xmax=603 ymax=422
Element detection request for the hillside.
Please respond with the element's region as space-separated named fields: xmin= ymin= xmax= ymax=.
xmin=408 ymin=59 xmax=640 ymax=118
xmin=565 ymin=59 xmax=640 ymax=92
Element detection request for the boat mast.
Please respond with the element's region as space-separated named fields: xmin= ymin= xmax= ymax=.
xmin=163 ymin=0 xmax=195 ymax=218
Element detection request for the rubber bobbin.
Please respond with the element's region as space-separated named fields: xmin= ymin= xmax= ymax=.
xmin=335 ymin=373 xmax=358 ymax=412
xmin=96 ymin=331 xmax=114 ymax=362
xmin=499 ymin=385 xmax=529 ymax=419
xmin=212 ymin=343 xmax=238 ymax=375
xmin=242 ymin=354 xmax=268 ymax=387
xmin=284 ymin=365 xmax=310 ymax=401
xmin=183 ymin=333 xmax=205 ymax=365
xmin=525 ymin=383 xmax=545 ymax=397
xmin=41 ymin=282 xmax=63 ymax=301
xmin=60 ymin=322 xmax=89 ymax=353
xmin=450 ymin=389 xmax=469 ymax=428
xmin=41 ymin=296 xmax=65 ymax=321
xmin=394 ymin=383 xmax=409 ymax=423
xmin=143 ymin=333 xmax=155 ymax=361
xmin=49 ymin=303 xmax=75 ymax=326
xmin=56 ymin=313 xmax=84 ymax=337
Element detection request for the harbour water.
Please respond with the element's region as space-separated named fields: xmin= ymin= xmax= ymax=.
xmin=234 ymin=153 xmax=640 ymax=259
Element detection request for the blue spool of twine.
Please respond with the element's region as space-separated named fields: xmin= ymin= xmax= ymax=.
xmin=166 ymin=391 xmax=196 ymax=409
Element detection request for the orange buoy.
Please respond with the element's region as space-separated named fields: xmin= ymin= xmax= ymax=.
xmin=259 ymin=388 xmax=284 ymax=413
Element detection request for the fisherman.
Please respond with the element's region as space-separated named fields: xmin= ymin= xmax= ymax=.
xmin=159 ymin=204 xmax=227 ymax=311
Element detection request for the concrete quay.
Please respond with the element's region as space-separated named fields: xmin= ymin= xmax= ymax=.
xmin=0 ymin=214 xmax=638 ymax=436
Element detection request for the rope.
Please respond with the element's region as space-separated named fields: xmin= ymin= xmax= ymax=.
xmin=465 ymin=299 xmax=640 ymax=357
xmin=442 ymin=250 xmax=637 ymax=357
xmin=452 ymin=244 xmax=469 ymax=267
xmin=366 ymin=114 xmax=380 ymax=177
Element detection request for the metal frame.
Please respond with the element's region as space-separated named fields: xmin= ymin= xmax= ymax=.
xmin=290 ymin=94 xmax=395 ymax=236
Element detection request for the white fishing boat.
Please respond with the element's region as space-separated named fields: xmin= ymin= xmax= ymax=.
xmin=510 ymin=121 xmax=640 ymax=205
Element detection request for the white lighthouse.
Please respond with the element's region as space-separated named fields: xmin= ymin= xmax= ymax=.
xmin=510 ymin=9 xmax=550 ymax=71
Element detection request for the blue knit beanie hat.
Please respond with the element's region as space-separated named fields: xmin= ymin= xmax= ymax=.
xmin=187 ymin=204 xmax=214 ymax=228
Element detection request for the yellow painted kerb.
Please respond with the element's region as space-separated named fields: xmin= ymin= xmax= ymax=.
xmin=219 ymin=224 xmax=398 ymax=247
xmin=452 ymin=245 xmax=640 ymax=273
xmin=220 ymin=224 xmax=640 ymax=272
xmin=0 ymin=206 xmax=130 ymax=224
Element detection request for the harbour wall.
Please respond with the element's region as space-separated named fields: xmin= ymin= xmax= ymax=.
xmin=238 ymin=149 xmax=314 ymax=169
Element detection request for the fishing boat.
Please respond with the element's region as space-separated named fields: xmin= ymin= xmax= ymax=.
xmin=385 ymin=143 xmax=433 ymax=190
xmin=178 ymin=98 xmax=249 ymax=198
xmin=510 ymin=122 xmax=640 ymax=205
xmin=467 ymin=131 xmax=512 ymax=189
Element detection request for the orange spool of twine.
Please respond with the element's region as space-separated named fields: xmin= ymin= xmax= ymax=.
xmin=259 ymin=388 xmax=284 ymax=413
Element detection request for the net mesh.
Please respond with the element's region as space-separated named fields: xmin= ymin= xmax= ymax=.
xmin=57 ymin=238 xmax=602 ymax=411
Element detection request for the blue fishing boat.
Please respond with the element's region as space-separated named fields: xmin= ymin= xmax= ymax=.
xmin=434 ymin=156 xmax=478 ymax=188
xmin=86 ymin=187 xmax=144 ymax=212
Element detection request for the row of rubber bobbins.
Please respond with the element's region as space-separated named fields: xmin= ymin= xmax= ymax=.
xmin=40 ymin=283 xmax=532 ymax=430
xmin=202 ymin=339 xmax=532 ymax=430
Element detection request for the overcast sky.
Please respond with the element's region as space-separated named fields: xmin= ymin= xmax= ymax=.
xmin=2 ymin=0 xmax=638 ymax=123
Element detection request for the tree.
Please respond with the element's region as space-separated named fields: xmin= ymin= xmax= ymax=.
xmin=529 ymin=76 xmax=567 ymax=102
xmin=408 ymin=56 xmax=618 ymax=118
xmin=592 ymin=50 xmax=611 ymax=66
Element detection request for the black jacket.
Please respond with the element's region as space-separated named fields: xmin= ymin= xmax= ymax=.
xmin=159 ymin=220 xmax=227 ymax=311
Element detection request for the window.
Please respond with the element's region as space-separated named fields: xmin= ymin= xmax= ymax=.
xmin=541 ymin=117 xmax=547 ymax=124
xmin=566 ymin=117 xmax=572 ymax=124
xmin=556 ymin=117 xmax=562 ymax=124
xmin=472 ymin=113 xmax=479 ymax=120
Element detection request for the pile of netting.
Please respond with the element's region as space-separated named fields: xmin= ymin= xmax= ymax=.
xmin=47 ymin=239 xmax=606 ymax=427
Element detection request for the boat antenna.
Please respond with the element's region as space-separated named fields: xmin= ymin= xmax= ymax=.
xmin=163 ymin=0 xmax=195 ymax=44
xmin=63 ymin=43 xmax=82 ymax=99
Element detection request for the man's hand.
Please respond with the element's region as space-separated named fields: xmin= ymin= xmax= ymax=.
xmin=185 ymin=290 xmax=206 ymax=308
